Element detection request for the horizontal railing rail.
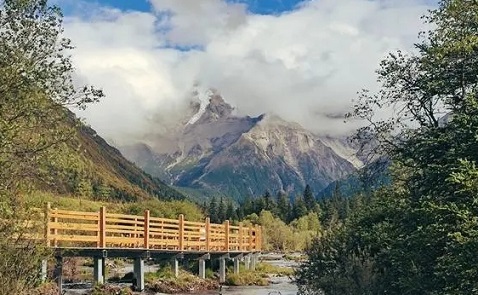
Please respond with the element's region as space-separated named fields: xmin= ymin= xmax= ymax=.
xmin=43 ymin=203 xmax=262 ymax=252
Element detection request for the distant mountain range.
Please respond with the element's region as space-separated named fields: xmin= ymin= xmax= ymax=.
xmin=120 ymin=89 xmax=363 ymax=201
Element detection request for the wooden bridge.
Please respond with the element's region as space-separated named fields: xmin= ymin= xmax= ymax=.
xmin=40 ymin=203 xmax=263 ymax=292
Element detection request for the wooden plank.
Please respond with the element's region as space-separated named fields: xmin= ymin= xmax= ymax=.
xmin=224 ymin=220 xmax=230 ymax=251
xmin=50 ymin=223 xmax=99 ymax=231
xmin=51 ymin=209 xmax=99 ymax=217
xmin=149 ymin=228 xmax=179 ymax=234
xmin=105 ymin=224 xmax=144 ymax=230
xmin=144 ymin=210 xmax=150 ymax=249
xmin=105 ymin=212 xmax=143 ymax=219
xmin=205 ymin=217 xmax=210 ymax=251
xmin=149 ymin=239 xmax=180 ymax=246
xmin=99 ymin=207 xmax=106 ymax=248
xmin=178 ymin=214 xmax=184 ymax=251
xmin=105 ymin=229 xmax=144 ymax=235
xmin=105 ymin=218 xmax=144 ymax=225
xmin=51 ymin=235 xmax=99 ymax=242
xmin=149 ymin=217 xmax=179 ymax=223
xmin=183 ymin=225 xmax=202 ymax=231
xmin=249 ymin=226 xmax=253 ymax=251
xmin=49 ymin=213 xmax=99 ymax=222
xmin=44 ymin=202 xmax=51 ymax=247
xmin=183 ymin=221 xmax=205 ymax=226
xmin=150 ymin=232 xmax=179 ymax=238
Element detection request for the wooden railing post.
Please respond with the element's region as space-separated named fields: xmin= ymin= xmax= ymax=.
xmin=238 ymin=222 xmax=243 ymax=251
xmin=248 ymin=225 xmax=253 ymax=251
xmin=205 ymin=217 xmax=210 ymax=251
xmin=178 ymin=214 xmax=184 ymax=251
xmin=256 ymin=225 xmax=261 ymax=251
xmin=99 ymin=206 xmax=106 ymax=248
xmin=44 ymin=202 xmax=51 ymax=247
xmin=224 ymin=220 xmax=230 ymax=251
xmin=52 ymin=207 xmax=58 ymax=247
xmin=144 ymin=210 xmax=150 ymax=249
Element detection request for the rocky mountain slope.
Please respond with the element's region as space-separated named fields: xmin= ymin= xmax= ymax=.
xmin=121 ymin=91 xmax=360 ymax=200
xmin=43 ymin=111 xmax=185 ymax=201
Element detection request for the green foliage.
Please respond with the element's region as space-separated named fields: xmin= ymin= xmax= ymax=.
xmin=225 ymin=262 xmax=293 ymax=286
xmin=91 ymin=284 xmax=132 ymax=295
xmin=299 ymin=1 xmax=478 ymax=294
xmin=0 ymin=0 xmax=103 ymax=293
xmin=225 ymin=271 xmax=269 ymax=286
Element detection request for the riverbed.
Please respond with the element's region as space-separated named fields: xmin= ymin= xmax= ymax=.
xmin=64 ymin=255 xmax=299 ymax=295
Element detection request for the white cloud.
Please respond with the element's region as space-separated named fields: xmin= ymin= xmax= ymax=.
xmin=66 ymin=0 xmax=435 ymax=143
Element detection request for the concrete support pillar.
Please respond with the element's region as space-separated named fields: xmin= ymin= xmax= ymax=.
xmin=93 ymin=257 xmax=104 ymax=284
xmin=233 ymin=257 xmax=240 ymax=274
xmin=250 ymin=253 xmax=257 ymax=271
xmin=219 ymin=257 xmax=226 ymax=283
xmin=244 ymin=254 xmax=251 ymax=270
xmin=199 ymin=258 xmax=206 ymax=279
xmin=40 ymin=259 xmax=48 ymax=283
xmin=172 ymin=258 xmax=180 ymax=278
xmin=54 ymin=256 xmax=63 ymax=294
xmin=198 ymin=254 xmax=210 ymax=280
xmin=133 ymin=257 xmax=145 ymax=292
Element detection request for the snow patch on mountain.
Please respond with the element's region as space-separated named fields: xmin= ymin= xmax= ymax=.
xmin=187 ymin=87 xmax=214 ymax=125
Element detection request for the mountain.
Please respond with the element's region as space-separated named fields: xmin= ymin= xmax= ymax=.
xmin=121 ymin=90 xmax=360 ymax=201
xmin=42 ymin=111 xmax=185 ymax=201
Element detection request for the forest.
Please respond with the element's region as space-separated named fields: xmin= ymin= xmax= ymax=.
xmin=296 ymin=0 xmax=478 ymax=294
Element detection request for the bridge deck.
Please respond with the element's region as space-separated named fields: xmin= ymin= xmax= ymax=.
xmin=43 ymin=203 xmax=262 ymax=253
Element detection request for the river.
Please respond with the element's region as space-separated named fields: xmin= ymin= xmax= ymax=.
xmin=64 ymin=255 xmax=299 ymax=295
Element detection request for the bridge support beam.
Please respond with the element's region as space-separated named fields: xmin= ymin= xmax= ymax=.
xmin=133 ymin=257 xmax=145 ymax=292
xmin=218 ymin=254 xmax=229 ymax=283
xmin=93 ymin=257 xmax=104 ymax=284
xmin=250 ymin=253 xmax=259 ymax=271
xmin=40 ymin=259 xmax=48 ymax=283
xmin=54 ymin=256 xmax=63 ymax=294
xmin=198 ymin=254 xmax=210 ymax=279
xmin=244 ymin=254 xmax=251 ymax=270
xmin=233 ymin=258 xmax=240 ymax=274
xmin=172 ymin=257 xmax=180 ymax=278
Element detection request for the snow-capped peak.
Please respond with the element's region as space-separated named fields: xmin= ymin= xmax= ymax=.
xmin=187 ymin=87 xmax=214 ymax=125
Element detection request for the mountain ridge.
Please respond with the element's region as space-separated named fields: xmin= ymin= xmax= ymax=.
xmin=120 ymin=91 xmax=360 ymax=200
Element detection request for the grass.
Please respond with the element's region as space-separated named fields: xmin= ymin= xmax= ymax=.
xmin=145 ymin=265 xmax=219 ymax=293
xmin=225 ymin=262 xmax=294 ymax=286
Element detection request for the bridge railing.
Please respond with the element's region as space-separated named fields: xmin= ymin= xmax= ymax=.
xmin=44 ymin=203 xmax=262 ymax=252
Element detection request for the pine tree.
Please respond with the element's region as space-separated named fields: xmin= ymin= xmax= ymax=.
xmin=209 ymin=196 xmax=218 ymax=223
xmin=217 ymin=197 xmax=226 ymax=223
xmin=303 ymin=184 xmax=316 ymax=211
xmin=276 ymin=191 xmax=290 ymax=222
xmin=262 ymin=190 xmax=276 ymax=214
xmin=293 ymin=195 xmax=308 ymax=220
xmin=226 ymin=201 xmax=236 ymax=221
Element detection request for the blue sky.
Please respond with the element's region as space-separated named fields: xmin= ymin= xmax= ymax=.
xmin=58 ymin=0 xmax=305 ymax=15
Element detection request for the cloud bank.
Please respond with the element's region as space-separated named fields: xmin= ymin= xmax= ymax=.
xmin=66 ymin=0 xmax=435 ymax=143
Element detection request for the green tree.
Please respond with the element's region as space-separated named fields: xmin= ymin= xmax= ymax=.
xmin=0 ymin=0 xmax=102 ymax=293
xmin=276 ymin=191 xmax=290 ymax=222
xmin=292 ymin=195 xmax=308 ymax=220
xmin=303 ymin=184 xmax=315 ymax=211
xmin=208 ymin=196 xmax=218 ymax=223
xmin=300 ymin=1 xmax=478 ymax=294
xmin=262 ymin=190 xmax=276 ymax=214
xmin=217 ymin=197 xmax=226 ymax=223
xmin=225 ymin=201 xmax=237 ymax=221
